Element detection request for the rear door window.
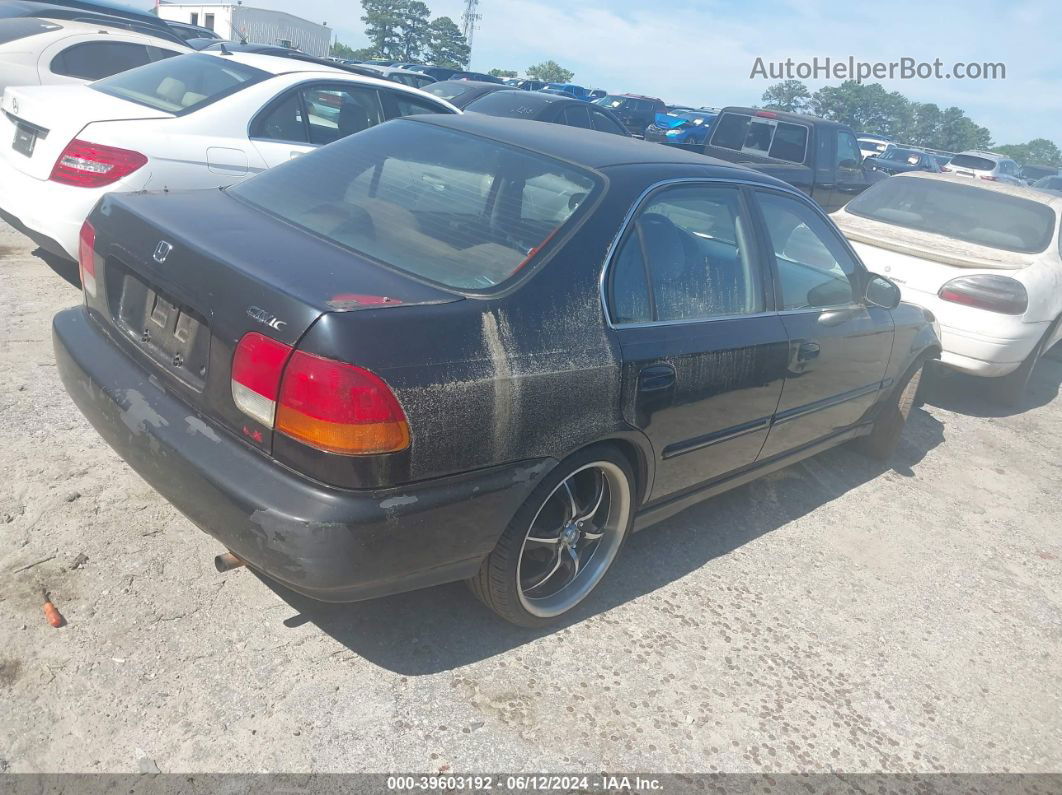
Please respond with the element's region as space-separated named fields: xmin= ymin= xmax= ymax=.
xmin=381 ymin=91 xmax=452 ymax=120
xmin=589 ymin=108 xmax=627 ymax=136
xmin=609 ymin=185 xmax=765 ymax=324
xmin=561 ymin=104 xmax=591 ymax=129
xmin=51 ymin=41 xmax=178 ymax=81
xmin=301 ymin=85 xmax=384 ymax=145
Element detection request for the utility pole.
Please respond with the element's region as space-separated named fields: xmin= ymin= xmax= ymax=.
xmin=461 ymin=0 xmax=480 ymax=58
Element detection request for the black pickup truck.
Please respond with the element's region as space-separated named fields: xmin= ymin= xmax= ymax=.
xmin=702 ymin=107 xmax=885 ymax=212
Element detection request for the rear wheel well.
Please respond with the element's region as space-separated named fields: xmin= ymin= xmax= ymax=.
xmin=568 ymin=437 xmax=649 ymax=508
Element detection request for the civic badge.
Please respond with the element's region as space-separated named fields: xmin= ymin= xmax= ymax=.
xmin=153 ymin=241 xmax=173 ymax=263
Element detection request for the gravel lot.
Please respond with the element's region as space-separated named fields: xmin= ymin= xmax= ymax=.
xmin=1 ymin=219 xmax=1060 ymax=775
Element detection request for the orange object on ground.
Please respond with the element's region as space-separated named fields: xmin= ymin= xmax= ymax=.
xmin=42 ymin=593 xmax=64 ymax=628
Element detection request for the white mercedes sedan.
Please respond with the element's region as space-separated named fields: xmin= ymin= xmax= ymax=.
xmin=0 ymin=51 xmax=459 ymax=261
xmin=833 ymin=172 xmax=1062 ymax=405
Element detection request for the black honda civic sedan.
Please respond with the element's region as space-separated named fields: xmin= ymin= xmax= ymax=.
xmin=54 ymin=114 xmax=939 ymax=626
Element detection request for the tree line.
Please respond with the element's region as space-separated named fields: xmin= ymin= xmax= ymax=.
xmin=761 ymin=80 xmax=1060 ymax=165
xmin=331 ymin=0 xmax=470 ymax=68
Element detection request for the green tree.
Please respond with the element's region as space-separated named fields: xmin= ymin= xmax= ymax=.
xmin=397 ymin=0 xmax=431 ymax=61
xmin=489 ymin=68 xmax=517 ymax=78
xmin=425 ymin=16 xmax=469 ymax=68
xmin=906 ymin=103 xmax=942 ymax=148
xmin=330 ymin=41 xmax=375 ymax=60
xmin=361 ymin=0 xmax=405 ymax=60
xmin=995 ymin=138 xmax=1062 ymax=166
xmin=760 ymin=80 xmax=811 ymax=113
xmin=938 ymin=107 xmax=992 ymax=152
xmin=526 ymin=60 xmax=574 ymax=83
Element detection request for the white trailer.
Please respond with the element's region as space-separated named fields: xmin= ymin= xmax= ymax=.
xmin=156 ymin=3 xmax=331 ymax=57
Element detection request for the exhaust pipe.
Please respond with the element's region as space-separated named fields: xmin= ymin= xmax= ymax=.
xmin=214 ymin=551 xmax=246 ymax=573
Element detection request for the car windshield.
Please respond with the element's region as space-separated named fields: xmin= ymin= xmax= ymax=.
xmin=881 ymin=148 xmax=922 ymax=163
xmin=949 ymin=154 xmax=997 ymax=171
xmin=846 ymin=177 xmax=1057 ymax=253
xmin=91 ymin=53 xmax=269 ymax=113
xmin=228 ymin=120 xmax=600 ymax=290
xmin=594 ymin=95 xmax=628 ymax=109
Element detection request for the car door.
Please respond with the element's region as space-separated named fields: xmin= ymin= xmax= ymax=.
xmin=249 ymin=81 xmax=385 ymax=168
xmin=830 ymin=128 xmax=872 ymax=210
xmin=607 ymin=182 xmax=790 ymax=500
xmin=751 ymin=187 xmax=894 ymax=459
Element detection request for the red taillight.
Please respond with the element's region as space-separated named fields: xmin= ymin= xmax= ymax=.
xmin=231 ymin=333 xmax=293 ymax=427
xmin=50 ymin=139 xmax=147 ymax=188
xmin=941 ymin=166 xmax=952 ymax=172
xmin=78 ymin=220 xmax=96 ymax=298
xmin=230 ymin=334 xmax=410 ymax=455
xmin=979 ymin=175 xmax=998 ymax=181
xmin=276 ymin=351 xmax=410 ymax=455
xmin=755 ymin=110 xmax=778 ymax=118
xmin=938 ymin=275 xmax=1028 ymax=315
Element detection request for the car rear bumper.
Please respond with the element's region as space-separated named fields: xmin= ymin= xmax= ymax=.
xmin=937 ymin=322 xmax=1045 ymax=377
xmin=53 ymin=306 xmax=554 ymax=603
xmin=0 ymin=154 xmax=145 ymax=261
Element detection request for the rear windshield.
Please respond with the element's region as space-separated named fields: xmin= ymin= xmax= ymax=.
xmin=0 ymin=18 xmax=62 ymax=45
xmin=91 ymin=53 xmax=269 ymax=114
xmin=948 ymin=154 xmax=997 ymax=171
xmin=710 ymin=114 xmax=808 ymax=163
xmin=228 ymin=120 xmax=599 ymax=291
xmin=846 ymin=177 xmax=1056 ymax=253
xmin=424 ymin=81 xmax=478 ymax=102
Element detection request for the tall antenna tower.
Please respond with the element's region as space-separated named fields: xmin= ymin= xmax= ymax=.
xmin=461 ymin=0 xmax=481 ymax=55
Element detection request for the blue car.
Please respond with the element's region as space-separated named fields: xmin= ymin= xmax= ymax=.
xmin=546 ymin=83 xmax=592 ymax=101
xmin=643 ymin=107 xmax=718 ymax=149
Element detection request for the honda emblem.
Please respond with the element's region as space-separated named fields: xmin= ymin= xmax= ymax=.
xmin=153 ymin=241 xmax=173 ymax=263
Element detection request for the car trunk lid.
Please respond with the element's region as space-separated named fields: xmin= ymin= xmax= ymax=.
xmin=88 ymin=188 xmax=461 ymax=452
xmin=0 ymin=84 xmax=172 ymax=180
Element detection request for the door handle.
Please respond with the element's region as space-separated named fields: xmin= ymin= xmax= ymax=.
xmin=638 ymin=364 xmax=676 ymax=392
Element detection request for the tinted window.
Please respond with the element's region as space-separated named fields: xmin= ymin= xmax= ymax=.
xmin=562 ymin=104 xmax=591 ymax=129
xmin=710 ymin=113 xmax=750 ymax=150
xmin=846 ymin=177 xmax=1056 ymax=253
xmin=758 ymin=192 xmax=858 ymax=310
xmin=302 ymin=85 xmax=383 ymax=145
xmin=949 ymin=154 xmax=997 ymax=171
xmin=463 ymin=90 xmax=544 ymax=118
xmin=253 ymin=91 xmax=306 ymax=142
xmin=835 ymin=131 xmax=862 ymax=168
xmin=92 ymin=53 xmax=268 ymax=113
xmin=770 ymin=122 xmax=808 ymax=162
xmin=51 ymin=41 xmax=177 ymax=81
xmin=0 ymin=18 xmax=62 ymax=45
xmin=385 ymin=92 xmax=450 ymax=119
xmin=589 ymin=108 xmax=627 ymax=136
xmin=610 ymin=186 xmax=764 ymax=324
xmin=229 ymin=121 xmax=598 ymax=291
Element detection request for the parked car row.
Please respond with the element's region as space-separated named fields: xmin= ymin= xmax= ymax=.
xmin=2 ymin=0 xmax=1060 ymax=629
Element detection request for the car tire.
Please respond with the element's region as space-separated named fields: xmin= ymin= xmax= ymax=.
xmin=856 ymin=358 xmax=926 ymax=461
xmin=468 ymin=445 xmax=635 ymax=627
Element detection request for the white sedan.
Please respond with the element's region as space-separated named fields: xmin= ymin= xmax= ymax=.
xmin=0 ymin=51 xmax=459 ymax=261
xmin=833 ymin=172 xmax=1062 ymax=405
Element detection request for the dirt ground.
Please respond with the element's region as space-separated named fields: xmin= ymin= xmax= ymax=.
xmin=0 ymin=220 xmax=1059 ymax=774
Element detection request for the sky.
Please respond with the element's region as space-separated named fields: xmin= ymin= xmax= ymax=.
xmin=150 ymin=0 xmax=1060 ymax=146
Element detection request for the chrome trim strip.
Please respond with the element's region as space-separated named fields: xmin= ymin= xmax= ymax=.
xmin=661 ymin=415 xmax=772 ymax=460
xmin=772 ymin=382 xmax=882 ymax=426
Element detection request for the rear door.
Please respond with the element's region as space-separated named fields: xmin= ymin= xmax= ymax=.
xmin=752 ymin=188 xmax=894 ymax=458
xmin=607 ymin=182 xmax=789 ymax=501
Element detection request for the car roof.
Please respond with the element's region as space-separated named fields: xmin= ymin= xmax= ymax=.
xmin=405 ymin=112 xmax=792 ymax=179
xmin=891 ymin=171 xmax=1062 ymax=210
xmin=719 ymin=106 xmax=840 ymax=127
xmin=2 ymin=0 xmax=186 ymax=45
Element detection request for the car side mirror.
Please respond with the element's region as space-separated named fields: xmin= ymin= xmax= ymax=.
xmin=840 ymin=159 xmax=861 ymax=170
xmin=865 ymin=274 xmax=901 ymax=309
